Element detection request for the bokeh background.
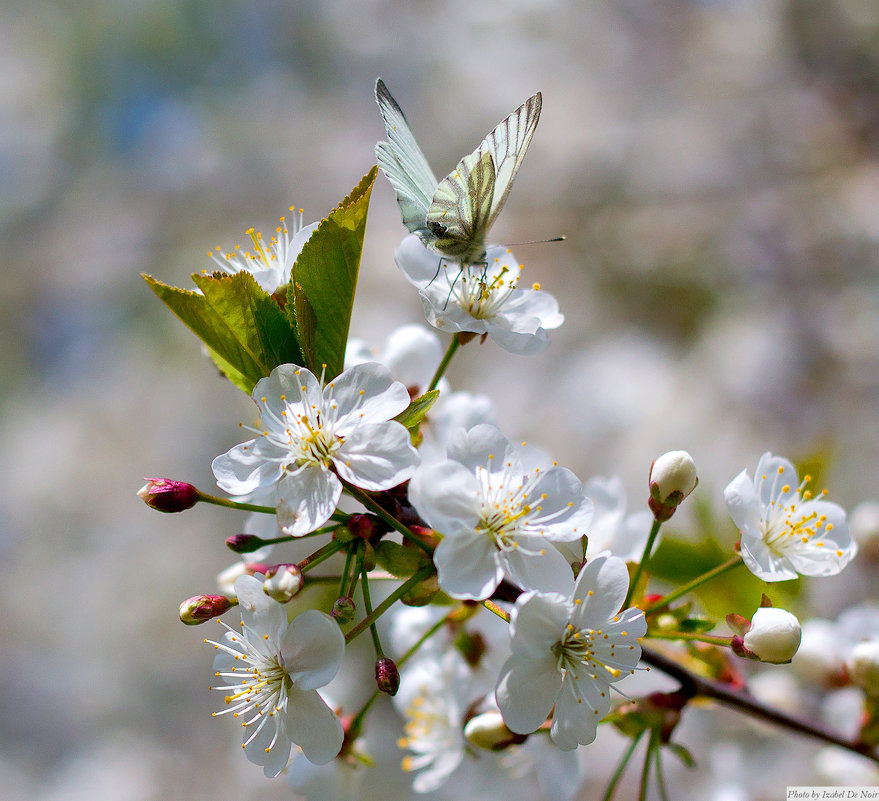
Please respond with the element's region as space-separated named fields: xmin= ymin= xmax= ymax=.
xmin=3 ymin=1 xmax=879 ymax=799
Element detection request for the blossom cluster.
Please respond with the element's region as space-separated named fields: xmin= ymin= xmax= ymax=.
xmin=138 ymin=79 xmax=877 ymax=801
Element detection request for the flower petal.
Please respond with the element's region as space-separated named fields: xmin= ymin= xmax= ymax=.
xmin=276 ymin=468 xmax=342 ymax=537
xmin=570 ymin=552 xmax=630 ymax=629
xmin=242 ymin=714 xmax=292 ymax=778
xmin=281 ymin=610 xmax=345 ymax=690
xmin=433 ymin=534 xmax=503 ymax=600
xmin=234 ymin=575 xmax=286 ymax=653
xmin=327 ymin=361 xmax=411 ymax=431
xmin=283 ymin=687 xmax=344 ymax=765
xmin=334 ymin=422 xmax=419 ymax=490
xmin=500 ymin=536 xmax=576 ymax=595
xmin=496 ymin=653 xmax=561 ymax=734
xmin=212 ymin=438 xmax=285 ymax=495
xmin=508 ymin=591 xmax=569 ymax=657
xmin=408 ymin=460 xmax=481 ymax=534
xmin=550 ymin=673 xmax=608 ymax=749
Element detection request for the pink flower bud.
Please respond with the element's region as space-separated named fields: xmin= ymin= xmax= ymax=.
xmin=178 ymin=594 xmax=234 ymax=625
xmin=374 ymin=657 xmax=400 ymax=695
xmin=225 ymin=534 xmax=265 ymax=554
xmin=138 ymin=478 xmax=200 ymax=513
xmin=648 ymin=451 xmax=698 ymax=521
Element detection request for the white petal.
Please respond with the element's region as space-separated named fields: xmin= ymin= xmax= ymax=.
xmin=408 ymin=460 xmax=481 ymax=534
xmin=495 ymin=654 xmax=561 ymax=734
xmin=234 ymin=575 xmax=286 ymax=652
xmin=283 ymin=687 xmax=344 ymax=765
xmin=501 ymin=537 xmax=576 ymax=595
xmin=281 ymin=610 xmax=345 ymax=690
xmin=445 ymin=424 xmax=519 ymax=476
xmin=334 ymin=422 xmax=418 ymax=490
xmin=754 ymin=452 xmax=798 ymax=507
xmin=484 ymin=318 xmax=550 ymax=355
xmin=242 ymin=715 xmax=292 ymax=778
xmin=433 ymin=534 xmax=503 ymax=600
xmin=212 ymin=438 xmax=285 ymax=495
xmin=395 ymin=234 xmax=442 ymax=287
xmin=740 ymin=538 xmax=798 ymax=582
xmin=327 ymin=361 xmax=411 ymax=430
xmin=723 ymin=468 xmax=761 ymax=533
xmin=276 ymin=468 xmax=342 ymax=536
xmin=523 ymin=467 xmax=593 ymax=541
xmin=509 ymin=591 xmax=569 ymax=658
xmin=254 ymin=364 xmax=322 ymax=414
xmin=550 ymin=674 xmax=607 ymax=749
xmin=570 ymin=553 xmax=630 ymax=629
xmin=381 ymin=324 xmax=442 ymax=391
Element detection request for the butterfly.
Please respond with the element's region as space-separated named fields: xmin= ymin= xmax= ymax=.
xmin=375 ymin=78 xmax=542 ymax=268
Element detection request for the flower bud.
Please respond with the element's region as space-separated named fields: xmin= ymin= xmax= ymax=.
xmin=347 ymin=513 xmax=386 ymax=544
xmin=463 ymin=710 xmax=525 ymax=751
xmin=331 ymin=596 xmax=356 ymax=625
xmin=179 ymin=594 xmax=234 ymax=625
xmin=743 ymin=607 xmax=802 ymax=664
xmin=262 ymin=564 xmax=303 ymax=603
xmin=374 ymin=657 xmax=400 ymax=696
xmin=138 ymin=478 xmax=200 ymax=513
xmin=648 ymin=451 xmax=698 ymax=521
xmin=848 ymin=640 xmax=879 ymax=696
xmin=225 ymin=534 xmax=266 ymax=554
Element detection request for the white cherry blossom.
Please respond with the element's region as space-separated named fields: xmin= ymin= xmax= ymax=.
xmin=212 ymin=362 xmax=418 ymax=536
xmin=206 ymin=575 xmax=345 ymax=775
xmin=724 ymin=452 xmax=856 ymax=581
xmin=495 ymin=552 xmax=646 ymax=750
xmin=395 ymin=235 xmax=563 ymax=355
xmin=408 ymin=424 xmax=591 ymax=599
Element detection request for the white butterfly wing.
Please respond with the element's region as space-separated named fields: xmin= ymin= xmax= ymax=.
xmin=426 ymin=92 xmax=542 ymax=263
xmin=374 ymin=78 xmax=438 ymax=236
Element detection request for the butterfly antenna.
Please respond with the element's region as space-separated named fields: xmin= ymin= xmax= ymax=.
xmin=501 ymin=235 xmax=566 ymax=247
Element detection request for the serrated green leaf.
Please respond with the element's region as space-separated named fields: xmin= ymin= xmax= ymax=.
xmin=288 ymin=168 xmax=377 ymax=379
xmin=144 ymin=271 xmax=303 ymax=393
xmin=395 ymin=390 xmax=440 ymax=430
xmin=678 ymin=618 xmax=716 ymax=634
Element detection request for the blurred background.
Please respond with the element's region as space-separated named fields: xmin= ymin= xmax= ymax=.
xmin=3 ymin=0 xmax=879 ymax=798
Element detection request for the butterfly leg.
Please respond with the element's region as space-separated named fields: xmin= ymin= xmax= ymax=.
xmin=426 ymin=256 xmax=449 ymax=288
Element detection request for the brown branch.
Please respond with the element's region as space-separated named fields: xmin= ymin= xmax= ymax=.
xmin=640 ymin=644 xmax=879 ymax=765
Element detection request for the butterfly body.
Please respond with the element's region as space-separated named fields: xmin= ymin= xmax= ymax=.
xmin=375 ymin=78 xmax=541 ymax=266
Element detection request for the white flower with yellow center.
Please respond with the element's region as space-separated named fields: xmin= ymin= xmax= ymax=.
xmin=206 ymin=575 xmax=345 ymax=776
xmin=724 ymin=452 xmax=856 ymax=581
xmin=208 ymin=206 xmax=318 ymax=294
xmin=408 ymin=424 xmax=592 ymax=599
xmin=395 ymin=235 xmax=563 ymax=355
xmin=212 ymin=362 xmax=419 ymax=536
xmin=496 ymin=552 xmax=646 ymax=750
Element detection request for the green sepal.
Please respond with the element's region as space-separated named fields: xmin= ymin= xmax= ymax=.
xmin=374 ymin=540 xmax=432 ymax=578
xmin=401 ymin=573 xmax=442 ymax=607
xmin=395 ymin=390 xmax=440 ymax=431
xmin=665 ymin=741 xmax=697 ymax=768
xmin=677 ymin=618 xmax=716 ymax=634
xmin=143 ymin=271 xmax=303 ymax=394
xmin=287 ymin=167 xmax=377 ymax=380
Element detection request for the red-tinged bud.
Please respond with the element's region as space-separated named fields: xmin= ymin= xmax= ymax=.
xmin=643 ymin=593 xmax=664 ymax=607
xmin=375 ymin=657 xmax=400 ymax=696
xmin=263 ymin=564 xmax=303 ymax=603
xmin=407 ymin=525 xmax=441 ymax=550
xmin=225 ymin=534 xmax=266 ymax=553
xmin=726 ymin=613 xmax=751 ymax=637
xmin=179 ymin=594 xmax=234 ymax=625
xmin=331 ymin=596 xmax=356 ymax=625
xmin=730 ymin=635 xmax=755 ymax=660
xmin=138 ymin=478 xmax=200 ymax=513
xmin=347 ymin=513 xmax=386 ymax=544
xmin=647 ymin=451 xmax=698 ymax=521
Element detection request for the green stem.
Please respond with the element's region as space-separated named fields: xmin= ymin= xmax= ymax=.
xmin=344 ymin=565 xmax=435 ymax=644
xmin=642 ymin=556 xmax=744 ymax=616
xmin=297 ymin=538 xmax=347 ymax=573
xmin=258 ymin=524 xmax=341 ymax=548
xmin=601 ymin=732 xmax=643 ymax=801
xmin=198 ymin=492 xmax=277 ymax=514
xmin=624 ymin=518 xmax=663 ymax=608
xmin=427 ymin=336 xmax=460 ymax=392
xmin=654 ymin=733 xmax=670 ymax=801
xmin=339 ymin=544 xmax=356 ymax=597
xmin=360 ymin=555 xmax=383 ymax=657
xmin=481 ymin=599 xmax=511 ymax=623
xmin=638 ymin=730 xmax=654 ymax=801
xmin=646 ymin=630 xmax=732 ymax=647
xmin=341 ymin=480 xmax=433 ymax=555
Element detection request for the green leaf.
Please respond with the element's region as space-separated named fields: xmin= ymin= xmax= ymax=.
xmin=143 ymin=271 xmax=303 ymax=393
xmin=395 ymin=390 xmax=440 ymax=430
xmin=288 ymin=167 xmax=378 ymax=379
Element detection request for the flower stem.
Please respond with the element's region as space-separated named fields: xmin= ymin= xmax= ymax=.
xmin=359 ymin=552 xmax=384 ymax=657
xmin=344 ymin=565 xmax=435 ymax=644
xmin=197 ymin=492 xmax=277 ymax=514
xmin=481 ymin=599 xmax=511 ymax=623
xmin=427 ymin=336 xmax=461 ymax=392
xmin=640 ymin=644 xmax=879 ymax=765
xmin=601 ymin=732 xmax=644 ymax=801
xmin=297 ymin=538 xmax=347 ymax=573
xmin=624 ymin=518 xmax=663 ymax=608
xmin=646 ymin=630 xmax=733 ymax=648
xmin=638 ymin=730 xmax=654 ymax=801
xmin=341 ymin=480 xmax=433 ymax=555
xmin=654 ymin=732 xmax=670 ymax=801
xmin=642 ymin=556 xmax=744 ymax=616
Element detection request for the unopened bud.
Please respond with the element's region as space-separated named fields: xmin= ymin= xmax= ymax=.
xmin=849 ymin=641 xmax=879 ymax=696
xmin=331 ymin=596 xmax=356 ymax=625
xmin=648 ymin=451 xmax=698 ymax=521
xmin=225 ymin=534 xmax=266 ymax=554
xmin=347 ymin=513 xmax=385 ymax=544
xmin=742 ymin=607 xmax=802 ymax=664
xmin=463 ymin=710 xmax=526 ymax=751
xmin=179 ymin=594 xmax=234 ymax=625
xmin=374 ymin=657 xmax=400 ymax=695
xmin=263 ymin=564 xmax=303 ymax=603
xmin=138 ymin=478 xmax=200 ymax=513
